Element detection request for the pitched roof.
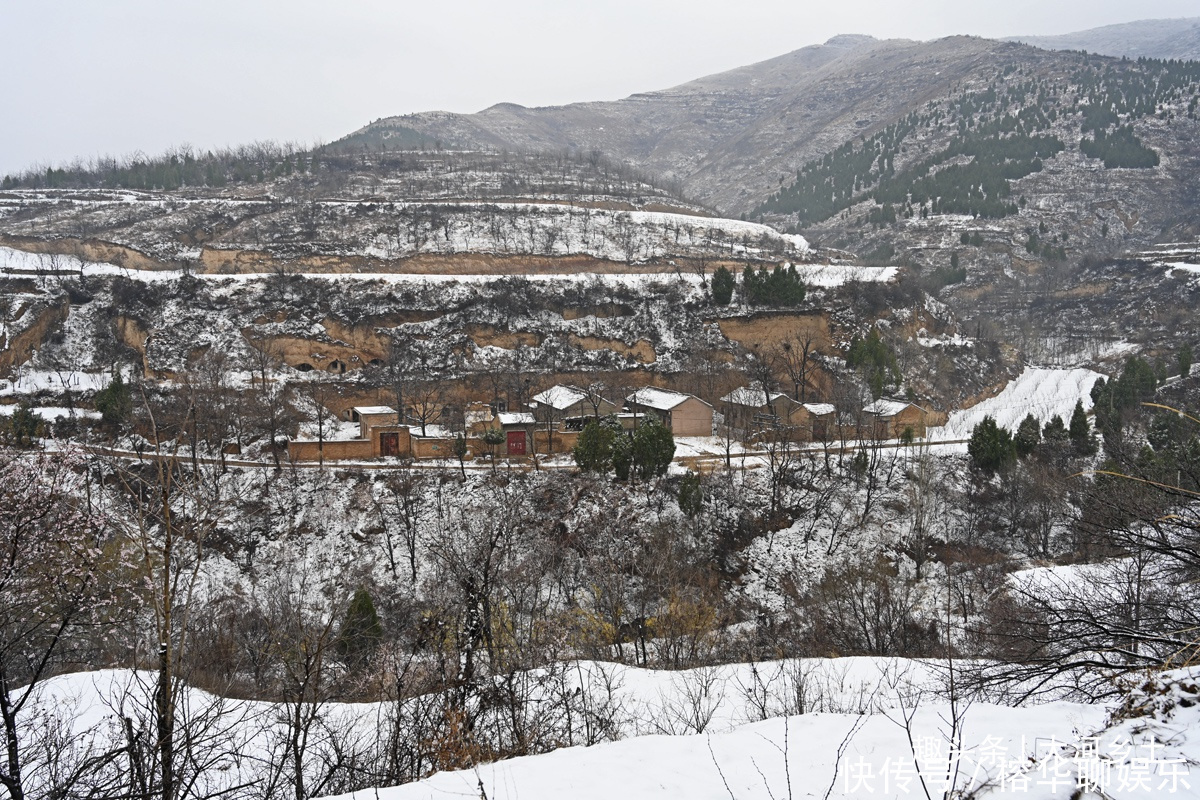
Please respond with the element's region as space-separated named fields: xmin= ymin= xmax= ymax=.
xmin=720 ymin=384 xmax=789 ymax=407
xmin=627 ymin=387 xmax=709 ymax=411
xmin=497 ymin=412 xmax=535 ymax=426
xmin=802 ymin=403 xmax=836 ymax=416
xmin=531 ymin=384 xmax=589 ymax=411
xmin=863 ymin=399 xmax=914 ymax=416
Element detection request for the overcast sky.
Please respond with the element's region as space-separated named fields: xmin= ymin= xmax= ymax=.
xmin=2 ymin=1 xmax=1197 ymax=176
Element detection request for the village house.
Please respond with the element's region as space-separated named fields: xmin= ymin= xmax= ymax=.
xmin=526 ymin=384 xmax=615 ymax=454
xmin=719 ymin=383 xmax=801 ymax=433
xmin=798 ymin=402 xmax=837 ymax=441
xmin=718 ymin=384 xmax=840 ymax=442
xmin=529 ymin=384 xmax=618 ymax=429
xmin=625 ymin=387 xmax=714 ymax=437
xmin=465 ymin=403 xmax=538 ymax=457
xmin=288 ymin=405 xmax=411 ymax=462
xmin=861 ymin=398 xmax=928 ymax=439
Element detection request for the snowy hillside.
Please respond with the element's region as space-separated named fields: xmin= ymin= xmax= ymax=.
xmin=0 ymin=194 xmax=809 ymax=272
xmin=26 ymin=659 xmax=1200 ymax=800
xmin=931 ymin=367 xmax=1105 ymax=441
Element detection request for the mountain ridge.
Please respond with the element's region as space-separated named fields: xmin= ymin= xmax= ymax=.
xmin=341 ymin=35 xmax=1033 ymax=214
xmin=1009 ymin=16 xmax=1200 ymax=61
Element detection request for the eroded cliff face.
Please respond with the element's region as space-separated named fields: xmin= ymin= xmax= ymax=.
xmin=0 ymin=261 xmax=1021 ymax=415
xmin=0 ymin=192 xmax=809 ymax=278
xmin=0 ymin=235 xmax=168 ymax=272
xmin=0 ymin=298 xmax=68 ymax=376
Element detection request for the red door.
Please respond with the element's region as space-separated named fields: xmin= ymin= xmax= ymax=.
xmin=506 ymin=430 xmax=526 ymax=455
xmin=380 ymin=432 xmax=400 ymax=457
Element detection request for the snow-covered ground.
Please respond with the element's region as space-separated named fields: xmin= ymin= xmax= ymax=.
xmin=930 ymin=367 xmax=1105 ymax=442
xmin=0 ymin=404 xmax=100 ymax=420
xmin=0 ymin=368 xmax=112 ymax=396
xmin=793 ymin=264 xmax=897 ymax=286
xmin=0 ymin=245 xmax=898 ymax=292
xmin=0 ymin=246 xmax=138 ymax=278
xmin=321 ymin=702 xmax=1124 ymax=800
xmin=28 ymin=658 xmax=1200 ymax=800
xmin=1167 ymin=262 xmax=1200 ymax=280
xmin=0 ymin=199 xmax=810 ymax=268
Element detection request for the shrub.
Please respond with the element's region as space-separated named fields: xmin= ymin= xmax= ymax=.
xmin=678 ymin=471 xmax=703 ymax=517
xmin=573 ymin=420 xmax=616 ymax=473
xmin=338 ymin=587 xmax=383 ymax=671
xmin=631 ymin=418 xmax=675 ymax=480
xmin=94 ymin=371 xmax=133 ymax=425
xmin=6 ymin=403 xmax=43 ymax=447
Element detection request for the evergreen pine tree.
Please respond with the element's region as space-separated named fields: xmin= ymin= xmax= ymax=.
xmin=711 ymin=266 xmax=735 ymax=306
xmin=631 ymin=418 xmax=675 ymax=480
xmin=1042 ymin=415 xmax=1069 ymax=446
xmin=1015 ymin=413 xmax=1041 ymax=457
xmin=339 ymin=588 xmax=383 ymax=671
xmin=968 ymin=415 xmax=1016 ymax=474
xmin=1069 ymin=401 xmax=1097 ymax=455
xmin=611 ymin=433 xmax=633 ymax=481
xmin=573 ymin=420 xmax=616 ymax=473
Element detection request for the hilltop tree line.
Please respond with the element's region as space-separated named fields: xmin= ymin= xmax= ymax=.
xmin=1 ymin=142 xmax=315 ymax=192
xmin=1 ymin=142 xmax=691 ymax=207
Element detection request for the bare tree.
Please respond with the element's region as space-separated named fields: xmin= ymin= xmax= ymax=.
xmin=299 ymin=378 xmax=339 ymax=468
xmin=406 ymin=378 xmax=446 ymax=438
xmin=0 ymin=448 xmax=125 ymax=800
xmin=776 ymin=329 xmax=819 ymax=402
xmin=258 ymin=566 xmax=344 ymax=800
xmin=109 ymin=390 xmax=234 ymax=800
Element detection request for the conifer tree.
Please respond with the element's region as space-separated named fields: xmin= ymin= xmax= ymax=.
xmin=631 ymin=418 xmax=675 ymax=480
xmin=573 ymin=420 xmax=616 ymax=474
xmin=338 ymin=588 xmax=383 ymax=671
xmin=968 ymin=415 xmax=1015 ymax=474
xmin=1069 ymin=401 xmax=1097 ymax=455
xmin=1015 ymin=413 xmax=1041 ymax=457
xmin=711 ymin=266 xmax=735 ymax=306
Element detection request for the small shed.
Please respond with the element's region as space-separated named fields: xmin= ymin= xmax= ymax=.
xmin=350 ymin=405 xmax=400 ymax=430
xmin=464 ymin=403 xmax=497 ymax=436
xmin=496 ymin=411 xmax=536 ymax=456
xmin=625 ymin=387 xmax=714 ymax=437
